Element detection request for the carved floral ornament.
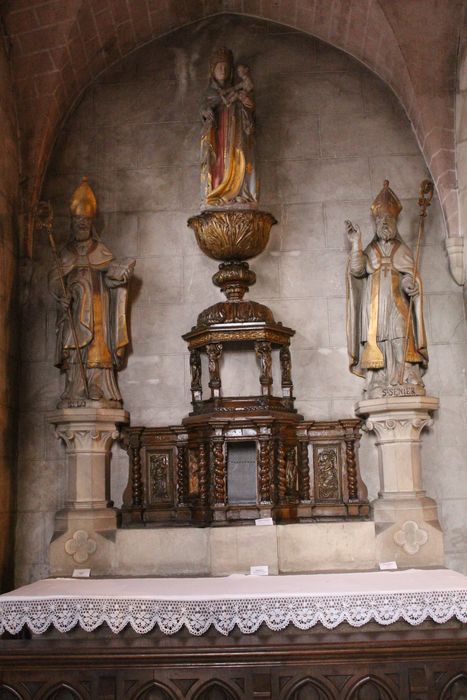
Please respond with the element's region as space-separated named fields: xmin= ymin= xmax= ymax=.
xmin=64 ymin=530 xmax=97 ymax=563
xmin=55 ymin=427 xmax=120 ymax=451
xmin=394 ymin=520 xmax=428 ymax=555
xmin=364 ymin=416 xmax=433 ymax=439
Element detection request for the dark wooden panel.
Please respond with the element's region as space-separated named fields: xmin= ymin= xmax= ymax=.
xmin=121 ymin=418 xmax=369 ymax=527
xmin=0 ymin=623 xmax=466 ymax=699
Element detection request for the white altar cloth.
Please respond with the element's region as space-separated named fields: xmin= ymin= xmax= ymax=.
xmin=1 ymin=569 xmax=466 ymax=636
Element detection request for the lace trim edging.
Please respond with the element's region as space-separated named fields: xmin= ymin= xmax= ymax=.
xmin=1 ymin=591 xmax=466 ymax=636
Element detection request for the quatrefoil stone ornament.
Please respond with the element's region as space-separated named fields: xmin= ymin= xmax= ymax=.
xmin=64 ymin=530 xmax=97 ymax=563
xmin=394 ymin=520 xmax=428 ymax=555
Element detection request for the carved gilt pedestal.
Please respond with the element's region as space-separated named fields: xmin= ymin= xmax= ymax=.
xmin=356 ymin=396 xmax=444 ymax=566
xmin=48 ymin=407 xmax=128 ymax=575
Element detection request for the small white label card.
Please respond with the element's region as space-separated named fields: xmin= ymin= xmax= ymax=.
xmin=72 ymin=568 xmax=91 ymax=578
xmin=250 ymin=565 xmax=269 ymax=576
xmin=255 ymin=517 xmax=274 ymax=526
xmin=379 ymin=561 xmax=398 ymax=570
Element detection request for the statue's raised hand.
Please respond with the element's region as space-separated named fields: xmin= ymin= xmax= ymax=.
xmin=345 ymin=220 xmax=361 ymax=246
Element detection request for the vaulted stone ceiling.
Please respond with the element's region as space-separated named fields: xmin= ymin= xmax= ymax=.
xmin=2 ymin=0 xmax=465 ymax=252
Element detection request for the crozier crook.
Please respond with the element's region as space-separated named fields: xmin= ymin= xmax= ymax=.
xmin=399 ymin=179 xmax=433 ymax=384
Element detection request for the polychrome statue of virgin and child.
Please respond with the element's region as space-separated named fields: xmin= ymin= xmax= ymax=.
xmin=201 ymin=47 xmax=258 ymax=209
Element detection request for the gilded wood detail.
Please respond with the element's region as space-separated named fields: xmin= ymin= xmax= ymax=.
xmin=258 ymin=438 xmax=271 ymax=503
xmin=315 ymin=447 xmax=340 ymax=501
xmin=298 ymin=440 xmax=310 ymax=501
xmin=198 ymin=443 xmax=209 ymax=506
xmin=212 ymin=440 xmax=226 ymax=505
xmin=277 ymin=442 xmax=287 ymax=502
xmin=122 ymin=417 xmax=369 ymax=526
xmin=149 ymin=453 xmax=171 ymax=503
xmin=177 ymin=444 xmax=188 ymax=506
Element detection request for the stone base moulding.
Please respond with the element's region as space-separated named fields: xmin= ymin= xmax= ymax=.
xmin=48 ymin=407 xmax=129 ymax=542
xmin=356 ymin=395 xmax=444 ymax=567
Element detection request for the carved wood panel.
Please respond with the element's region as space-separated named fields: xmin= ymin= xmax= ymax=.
xmin=148 ymin=452 xmax=172 ymax=505
xmin=1 ymin=639 xmax=467 ymax=700
xmin=313 ymin=446 xmax=340 ymax=502
xmin=122 ymin=417 xmax=369 ymax=526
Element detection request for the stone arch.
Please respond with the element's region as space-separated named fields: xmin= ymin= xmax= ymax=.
xmin=3 ymin=2 xmax=462 ymax=251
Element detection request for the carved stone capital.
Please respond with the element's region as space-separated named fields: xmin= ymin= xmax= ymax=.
xmin=357 ymin=395 xmax=438 ymax=444
xmin=364 ymin=415 xmax=433 ymax=442
xmin=55 ymin=427 xmax=120 ymax=453
xmin=50 ymin=408 xmax=129 ymax=446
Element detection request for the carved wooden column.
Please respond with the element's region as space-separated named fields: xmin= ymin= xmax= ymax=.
xmin=298 ymin=436 xmax=311 ymax=502
xmin=255 ymin=341 xmax=273 ymax=396
xmin=280 ymin=343 xmax=293 ymax=398
xmin=206 ymin=343 xmax=223 ymax=399
xmin=339 ymin=420 xmax=359 ymax=501
xmin=211 ymin=426 xmax=226 ymax=521
xmin=128 ymin=428 xmax=144 ymax=511
xmin=191 ymin=441 xmax=212 ymax=524
xmin=258 ymin=426 xmax=272 ymax=504
xmin=198 ymin=443 xmax=209 ymax=505
xmin=176 ymin=438 xmax=189 ymax=507
xmin=189 ymin=349 xmax=202 ymax=403
xmin=276 ymin=440 xmax=287 ymax=504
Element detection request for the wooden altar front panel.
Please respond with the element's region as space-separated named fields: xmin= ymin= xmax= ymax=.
xmin=0 ymin=622 xmax=466 ymax=699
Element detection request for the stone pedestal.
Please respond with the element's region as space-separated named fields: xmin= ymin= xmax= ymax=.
xmin=48 ymin=408 xmax=128 ymax=571
xmin=48 ymin=521 xmax=377 ymax=577
xmin=356 ymin=396 xmax=444 ymax=566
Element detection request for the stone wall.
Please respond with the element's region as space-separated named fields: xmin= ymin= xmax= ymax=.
xmin=15 ymin=15 xmax=467 ymax=583
xmin=457 ymin=41 xmax=467 ymax=273
xmin=0 ymin=38 xmax=19 ymax=591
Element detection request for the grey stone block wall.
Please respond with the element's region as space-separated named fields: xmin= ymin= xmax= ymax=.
xmin=15 ymin=15 xmax=467 ymax=584
xmin=0 ymin=40 xmax=19 ymax=592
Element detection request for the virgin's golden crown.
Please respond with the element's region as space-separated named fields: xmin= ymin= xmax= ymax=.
xmin=70 ymin=177 xmax=97 ymax=218
xmin=370 ymin=180 xmax=402 ymax=219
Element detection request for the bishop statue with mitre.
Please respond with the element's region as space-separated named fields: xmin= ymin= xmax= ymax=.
xmin=48 ymin=177 xmax=134 ymax=408
xmin=346 ymin=180 xmax=428 ymax=399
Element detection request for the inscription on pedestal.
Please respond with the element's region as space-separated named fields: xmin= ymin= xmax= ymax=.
xmin=381 ymin=385 xmax=417 ymax=397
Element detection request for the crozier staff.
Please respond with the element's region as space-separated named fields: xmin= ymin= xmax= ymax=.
xmin=346 ymin=180 xmax=428 ymax=398
xmin=36 ymin=200 xmax=89 ymax=399
xmin=48 ymin=177 xmax=135 ymax=407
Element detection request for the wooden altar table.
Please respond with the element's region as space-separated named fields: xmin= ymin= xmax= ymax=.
xmin=0 ymin=569 xmax=466 ymax=699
